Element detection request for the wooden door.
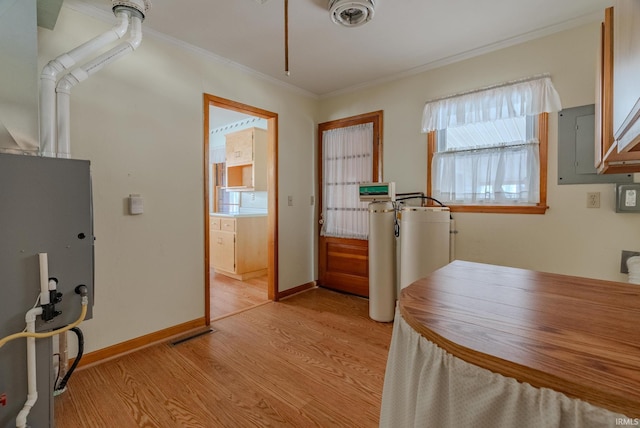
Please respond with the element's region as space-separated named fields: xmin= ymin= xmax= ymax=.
xmin=317 ymin=111 xmax=383 ymax=297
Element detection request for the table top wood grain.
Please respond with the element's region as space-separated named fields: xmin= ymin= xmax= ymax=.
xmin=399 ymin=260 xmax=640 ymax=417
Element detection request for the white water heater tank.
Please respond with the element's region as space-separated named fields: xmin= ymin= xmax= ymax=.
xmin=399 ymin=207 xmax=451 ymax=289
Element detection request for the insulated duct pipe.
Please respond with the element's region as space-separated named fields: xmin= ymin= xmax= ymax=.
xmin=56 ymin=12 xmax=143 ymax=158
xmin=39 ymin=10 xmax=130 ymax=158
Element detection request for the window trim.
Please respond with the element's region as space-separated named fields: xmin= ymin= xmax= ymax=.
xmin=427 ymin=112 xmax=549 ymax=214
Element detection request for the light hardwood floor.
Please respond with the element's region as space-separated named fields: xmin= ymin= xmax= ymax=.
xmin=54 ymin=288 xmax=393 ymax=427
xmin=210 ymin=272 xmax=268 ymax=320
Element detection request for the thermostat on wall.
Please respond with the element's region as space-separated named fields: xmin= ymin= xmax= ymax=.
xmin=128 ymin=194 xmax=144 ymax=215
xmin=616 ymin=183 xmax=640 ymax=213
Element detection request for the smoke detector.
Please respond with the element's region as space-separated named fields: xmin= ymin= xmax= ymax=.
xmin=329 ymin=0 xmax=375 ymax=27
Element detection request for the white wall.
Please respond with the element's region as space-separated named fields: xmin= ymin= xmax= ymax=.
xmin=37 ymin=6 xmax=317 ymax=354
xmin=319 ymin=22 xmax=640 ymax=282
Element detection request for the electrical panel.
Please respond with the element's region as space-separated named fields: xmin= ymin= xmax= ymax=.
xmin=0 ymin=153 xmax=94 ymax=428
xmin=557 ymin=105 xmax=633 ymax=185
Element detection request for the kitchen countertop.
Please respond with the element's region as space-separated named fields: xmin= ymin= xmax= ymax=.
xmin=210 ymin=211 xmax=267 ymax=218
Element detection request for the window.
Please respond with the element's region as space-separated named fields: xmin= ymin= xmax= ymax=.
xmin=321 ymin=122 xmax=374 ymax=239
xmin=423 ymin=75 xmax=561 ymax=214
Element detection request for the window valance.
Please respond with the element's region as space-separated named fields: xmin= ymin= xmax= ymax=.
xmin=421 ymin=75 xmax=562 ymax=132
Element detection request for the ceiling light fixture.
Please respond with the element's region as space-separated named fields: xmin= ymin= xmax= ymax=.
xmin=328 ymin=0 xmax=375 ymax=27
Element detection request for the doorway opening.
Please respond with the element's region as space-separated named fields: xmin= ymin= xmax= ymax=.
xmin=203 ymin=94 xmax=278 ymax=322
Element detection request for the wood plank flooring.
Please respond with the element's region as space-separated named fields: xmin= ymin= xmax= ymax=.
xmin=54 ymin=288 xmax=393 ymax=427
xmin=210 ymin=272 xmax=268 ymax=320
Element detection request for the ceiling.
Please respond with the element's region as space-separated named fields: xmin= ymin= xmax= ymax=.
xmin=63 ymin=0 xmax=609 ymax=97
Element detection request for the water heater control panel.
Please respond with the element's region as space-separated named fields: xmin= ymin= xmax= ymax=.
xmin=359 ymin=182 xmax=396 ymax=202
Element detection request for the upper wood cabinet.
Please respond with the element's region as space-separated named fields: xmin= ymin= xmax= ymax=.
xmin=596 ymin=5 xmax=640 ymax=173
xmin=225 ymin=131 xmax=254 ymax=166
xmin=613 ymin=0 xmax=640 ymax=153
xmin=224 ymin=127 xmax=267 ymax=190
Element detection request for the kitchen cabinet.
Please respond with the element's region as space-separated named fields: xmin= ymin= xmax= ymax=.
xmin=595 ymin=5 xmax=640 ymax=173
xmin=613 ymin=0 xmax=640 ymax=153
xmin=225 ymin=127 xmax=267 ymax=190
xmin=209 ymin=214 xmax=268 ymax=280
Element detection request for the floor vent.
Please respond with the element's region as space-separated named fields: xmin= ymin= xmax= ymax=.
xmin=171 ymin=328 xmax=216 ymax=346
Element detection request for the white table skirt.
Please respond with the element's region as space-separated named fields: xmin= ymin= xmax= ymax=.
xmin=380 ymin=310 xmax=629 ymax=428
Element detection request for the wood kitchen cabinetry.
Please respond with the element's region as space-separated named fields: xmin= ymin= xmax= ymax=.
xmin=209 ymin=215 xmax=268 ymax=280
xmin=596 ymin=4 xmax=640 ymax=173
xmin=225 ymin=127 xmax=267 ymax=190
xmin=613 ymin=0 xmax=640 ymax=153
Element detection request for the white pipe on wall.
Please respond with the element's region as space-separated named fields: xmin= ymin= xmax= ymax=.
xmin=56 ymin=15 xmax=143 ymax=158
xmin=39 ymin=11 xmax=130 ymax=158
xmin=38 ymin=253 xmax=49 ymax=306
xmin=15 ymin=307 xmax=43 ymax=428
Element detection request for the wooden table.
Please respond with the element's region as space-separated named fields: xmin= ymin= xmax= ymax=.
xmin=397 ymin=260 xmax=640 ymax=418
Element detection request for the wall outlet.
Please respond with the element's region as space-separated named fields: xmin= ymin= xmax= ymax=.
xmin=586 ymin=192 xmax=600 ymax=208
xmin=287 ymin=195 xmax=293 ymax=206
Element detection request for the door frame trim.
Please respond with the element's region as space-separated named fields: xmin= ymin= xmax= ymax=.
xmin=203 ymin=94 xmax=279 ymax=323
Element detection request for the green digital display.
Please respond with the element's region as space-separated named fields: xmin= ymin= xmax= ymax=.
xmin=358 ymin=182 xmax=395 ymax=201
xmin=359 ymin=184 xmax=389 ymax=195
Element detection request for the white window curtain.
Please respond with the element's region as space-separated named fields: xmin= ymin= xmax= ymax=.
xmin=432 ymin=141 xmax=540 ymax=204
xmin=422 ymin=75 xmax=562 ymax=132
xmin=423 ymin=75 xmax=561 ymax=205
xmin=321 ymin=123 xmax=373 ymax=239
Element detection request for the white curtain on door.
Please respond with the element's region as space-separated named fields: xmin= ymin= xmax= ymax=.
xmin=321 ymin=123 xmax=373 ymax=240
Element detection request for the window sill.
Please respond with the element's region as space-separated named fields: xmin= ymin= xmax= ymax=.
xmin=440 ymin=204 xmax=549 ymax=214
